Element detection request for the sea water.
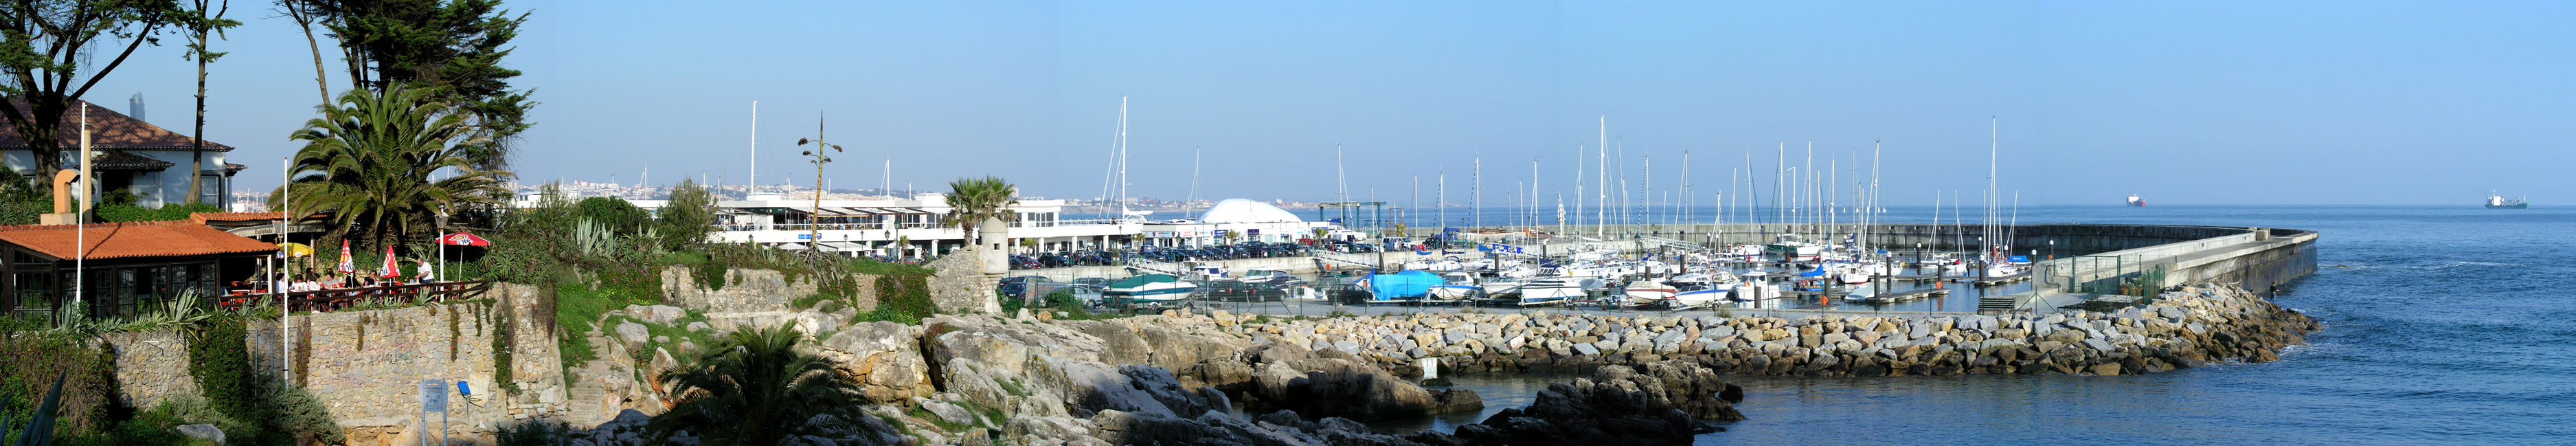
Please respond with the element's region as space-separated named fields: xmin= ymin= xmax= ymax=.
xmin=1377 ymin=205 xmax=2576 ymax=445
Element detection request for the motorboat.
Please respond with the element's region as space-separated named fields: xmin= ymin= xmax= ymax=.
xmin=1624 ymin=280 xmax=1679 ymax=306
xmin=1102 ymin=274 xmax=1198 ymax=306
xmin=1672 ymin=285 xmax=1728 ymax=309
xmin=1516 ymin=277 xmax=1591 ymax=306
xmin=1428 ymin=284 xmax=1482 ymax=300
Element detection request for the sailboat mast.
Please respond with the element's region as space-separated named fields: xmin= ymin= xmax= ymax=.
xmin=1117 ymin=97 xmax=1130 ymax=219
xmin=1474 ymin=155 xmax=1482 ymax=229
xmin=1598 ymin=117 xmax=1607 ymax=236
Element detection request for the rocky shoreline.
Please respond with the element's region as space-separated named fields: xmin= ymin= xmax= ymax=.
xmin=555 ymin=282 xmax=2308 ymax=445
xmin=1237 ymin=282 xmax=2318 ymax=379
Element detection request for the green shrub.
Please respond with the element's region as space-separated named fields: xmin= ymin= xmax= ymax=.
xmin=855 ymin=274 xmax=936 ymax=324
xmin=0 ymin=325 xmax=117 ymax=433
xmin=186 ymin=318 xmax=256 ymax=423
xmin=574 ymin=197 xmax=651 ymax=236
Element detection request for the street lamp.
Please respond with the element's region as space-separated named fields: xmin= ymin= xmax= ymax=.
xmin=798 ymin=113 xmax=844 ymax=252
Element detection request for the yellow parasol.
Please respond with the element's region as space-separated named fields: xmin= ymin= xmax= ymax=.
xmin=277 ymin=242 xmax=315 ymax=258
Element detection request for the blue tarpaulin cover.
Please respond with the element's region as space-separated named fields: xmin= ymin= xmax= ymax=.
xmin=1367 ymin=270 xmax=1445 ymax=299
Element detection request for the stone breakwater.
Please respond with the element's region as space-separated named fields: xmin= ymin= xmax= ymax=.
xmin=1239 ymin=283 xmax=2318 ymax=377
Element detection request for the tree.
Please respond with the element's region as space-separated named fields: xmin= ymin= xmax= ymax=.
xmin=308 ymin=0 xmax=535 ymax=170
xmin=273 ymin=0 xmax=329 ymax=103
xmin=648 ymin=324 xmax=867 ymax=446
xmin=275 ymin=85 xmax=511 ymax=250
xmin=941 ymin=176 xmax=1017 ymax=245
xmin=657 ymin=178 xmax=716 ymax=251
xmin=0 ymin=0 xmax=194 ymax=200
xmin=183 ymin=0 xmax=241 ymax=206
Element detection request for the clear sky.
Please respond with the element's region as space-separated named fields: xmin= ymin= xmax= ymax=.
xmin=82 ymin=1 xmax=2575 ymax=205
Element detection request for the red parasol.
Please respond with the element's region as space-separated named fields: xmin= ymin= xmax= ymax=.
xmin=335 ymin=239 xmax=355 ymax=274
xmin=440 ymin=232 xmax=492 ymax=247
xmin=379 ymin=244 xmax=401 ymax=279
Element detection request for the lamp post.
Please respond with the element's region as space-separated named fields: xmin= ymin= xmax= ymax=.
xmin=798 ymin=113 xmax=844 ymax=252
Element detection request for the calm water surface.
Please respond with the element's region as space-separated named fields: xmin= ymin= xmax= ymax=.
xmin=1379 ymin=205 xmax=2576 ymax=445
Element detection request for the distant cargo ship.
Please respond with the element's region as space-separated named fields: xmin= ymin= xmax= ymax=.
xmin=2485 ymin=192 xmax=2528 ymax=209
xmin=2126 ymin=194 xmax=2146 ymax=207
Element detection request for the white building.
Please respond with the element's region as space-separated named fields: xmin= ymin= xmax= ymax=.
xmin=1134 ymin=199 xmax=1329 ymax=247
xmin=708 ymin=193 xmax=1136 ymax=257
xmin=695 ymin=194 xmax=1333 ymax=257
xmin=0 ymin=99 xmax=239 ymax=209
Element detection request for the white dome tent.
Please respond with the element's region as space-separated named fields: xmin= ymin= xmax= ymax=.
xmin=1198 ymin=199 xmax=1303 ymax=224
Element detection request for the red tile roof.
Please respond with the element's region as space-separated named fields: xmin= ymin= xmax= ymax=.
xmin=0 ymin=220 xmax=277 ymax=261
xmin=0 ymin=98 xmax=234 ymax=152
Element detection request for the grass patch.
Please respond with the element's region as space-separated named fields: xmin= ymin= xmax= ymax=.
xmin=553 ymin=285 xmax=618 ymax=366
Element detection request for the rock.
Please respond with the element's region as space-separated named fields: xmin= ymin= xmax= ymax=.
xmin=2089 ymin=363 xmax=2123 ymax=376
xmin=1572 ymin=343 xmax=1601 ymax=356
xmin=815 ymin=322 xmax=933 ymax=403
xmin=684 ymin=321 xmax=711 ymax=332
xmin=614 ymin=322 xmax=651 ymax=344
xmin=1431 ymin=388 xmax=1484 ymax=414
xmin=174 ymin=424 xmax=223 ymax=444
xmin=918 ymin=398 xmax=982 ymax=427
xmin=627 ymin=304 xmax=687 ymax=325
xmin=1468 ymin=361 xmax=1735 ymax=445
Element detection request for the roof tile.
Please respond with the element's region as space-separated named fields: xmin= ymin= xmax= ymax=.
xmin=0 ymin=220 xmax=277 ymax=260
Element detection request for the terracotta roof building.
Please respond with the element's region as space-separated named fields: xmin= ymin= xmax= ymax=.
xmin=0 ymin=98 xmax=242 ymax=210
xmin=0 ymin=220 xmax=273 ymax=320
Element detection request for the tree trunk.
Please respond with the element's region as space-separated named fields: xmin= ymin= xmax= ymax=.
xmin=295 ymin=10 xmax=328 ymax=103
xmin=189 ymin=21 xmax=207 ymax=207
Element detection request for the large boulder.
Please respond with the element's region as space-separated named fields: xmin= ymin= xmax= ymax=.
xmin=813 ymin=322 xmax=933 ymax=403
xmin=1459 ymin=361 xmax=1735 ymax=446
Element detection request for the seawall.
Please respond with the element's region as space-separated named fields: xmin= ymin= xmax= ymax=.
xmin=1232 ymin=282 xmax=2318 ymax=378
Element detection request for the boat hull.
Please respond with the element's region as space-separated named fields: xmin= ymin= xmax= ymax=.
xmin=2487 ymin=203 xmax=2529 ymax=209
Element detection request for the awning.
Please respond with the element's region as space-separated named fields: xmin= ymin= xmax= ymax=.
xmin=820 ymin=241 xmax=868 ymax=252
xmin=778 ymin=243 xmax=810 ymax=250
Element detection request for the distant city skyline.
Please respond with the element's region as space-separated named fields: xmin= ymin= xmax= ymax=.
xmin=79 ymin=1 xmax=2575 ymax=205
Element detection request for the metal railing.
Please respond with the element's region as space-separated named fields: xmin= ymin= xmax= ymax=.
xmin=215 ymin=280 xmax=493 ymax=312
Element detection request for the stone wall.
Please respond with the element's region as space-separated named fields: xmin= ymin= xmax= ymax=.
xmin=660 ymin=267 xmax=822 ymax=313
xmin=98 ymin=331 xmax=196 ymax=410
xmin=230 ymin=285 xmax=566 ymax=444
xmin=101 ymin=287 xmax=571 ymax=445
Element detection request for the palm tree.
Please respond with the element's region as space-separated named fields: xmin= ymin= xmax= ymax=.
xmin=275 ymin=85 xmax=511 ymax=249
xmin=942 ymin=175 xmax=1018 ymax=244
xmin=648 ymin=324 xmax=866 ymax=445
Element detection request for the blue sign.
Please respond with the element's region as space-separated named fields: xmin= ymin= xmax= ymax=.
xmin=798 ymin=234 xmax=813 ymax=240
xmin=1480 ymin=243 xmax=1527 ymax=255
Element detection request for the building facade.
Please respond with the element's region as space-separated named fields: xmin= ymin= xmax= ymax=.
xmin=0 ymin=99 xmax=240 ymax=210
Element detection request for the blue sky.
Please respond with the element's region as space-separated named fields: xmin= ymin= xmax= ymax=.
xmin=83 ymin=1 xmax=2574 ymax=205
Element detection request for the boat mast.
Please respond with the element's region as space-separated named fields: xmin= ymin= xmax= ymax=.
xmin=1598 ymin=117 xmax=1607 ymax=237
xmin=1118 ymin=97 xmax=1131 ymax=221
xmin=1987 ymin=115 xmax=1998 ymax=263
xmin=1474 ymin=155 xmax=1482 ymax=229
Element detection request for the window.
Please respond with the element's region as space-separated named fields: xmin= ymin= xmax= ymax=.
xmin=199 ymin=175 xmax=227 ymax=210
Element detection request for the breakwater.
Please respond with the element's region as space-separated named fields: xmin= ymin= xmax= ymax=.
xmin=1236 ymin=282 xmax=2316 ymax=378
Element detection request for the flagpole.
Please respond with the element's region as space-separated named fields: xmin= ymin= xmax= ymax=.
xmin=74 ymin=103 xmax=88 ymax=322
xmin=281 ymin=155 xmax=293 ymax=386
